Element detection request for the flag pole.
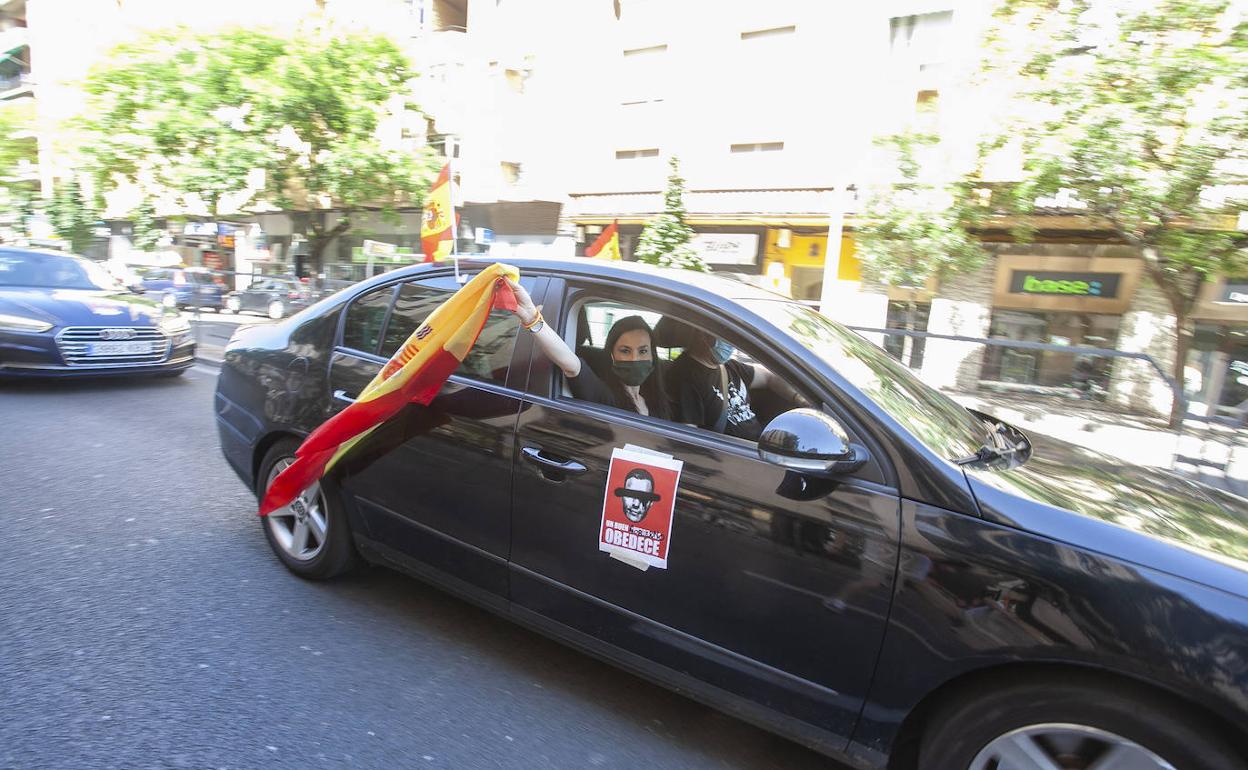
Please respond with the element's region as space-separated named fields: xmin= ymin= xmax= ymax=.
xmin=449 ymin=136 xmax=464 ymax=284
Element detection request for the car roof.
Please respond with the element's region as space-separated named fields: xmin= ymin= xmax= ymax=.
xmin=386 ymin=256 xmax=790 ymax=306
xmin=0 ymin=246 xmax=87 ymax=260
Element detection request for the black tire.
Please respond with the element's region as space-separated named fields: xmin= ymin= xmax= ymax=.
xmin=156 ymin=369 xmax=187 ymax=378
xmin=255 ymin=438 xmax=357 ymax=579
xmin=919 ymin=674 xmax=1243 ymax=770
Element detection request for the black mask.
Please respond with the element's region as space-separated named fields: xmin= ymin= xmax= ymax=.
xmin=612 ymin=360 xmax=653 ymax=386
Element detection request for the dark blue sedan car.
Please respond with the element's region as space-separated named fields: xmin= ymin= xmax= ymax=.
xmin=139 ymin=266 xmax=227 ymax=311
xmin=0 ymin=247 xmax=195 ymax=378
xmin=216 ymin=257 xmax=1248 ymax=770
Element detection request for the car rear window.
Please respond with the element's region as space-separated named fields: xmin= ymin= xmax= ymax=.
xmin=380 ymin=281 xmax=519 ymax=386
xmin=342 ymin=285 xmax=395 ymax=354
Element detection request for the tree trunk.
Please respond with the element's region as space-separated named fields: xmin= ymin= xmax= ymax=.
xmin=1169 ymin=311 xmax=1192 ymax=428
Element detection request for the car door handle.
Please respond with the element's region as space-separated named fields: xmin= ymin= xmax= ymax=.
xmin=521 ymin=447 xmax=588 ymax=478
xmin=333 ymin=389 xmax=357 ymax=404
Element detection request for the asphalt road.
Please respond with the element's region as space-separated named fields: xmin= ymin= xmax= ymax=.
xmin=0 ymin=369 xmax=840 ymax=770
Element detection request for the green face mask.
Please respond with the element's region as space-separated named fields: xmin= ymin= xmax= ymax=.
xmin=612 ymin=359 xmax=654 ymax=386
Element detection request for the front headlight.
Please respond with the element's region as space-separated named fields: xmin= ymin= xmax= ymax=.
xmin=0 ymin=313 xmax=54 ymax=333
xmin=159 ymin=316 xmax=191 ymax=335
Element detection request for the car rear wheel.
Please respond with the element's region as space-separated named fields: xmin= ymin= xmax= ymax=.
xmin=919 ymin=676 xmax=1243 ymax=770
xmin=268 ymin=300 xmax=285 ymax=320
xmin=256 ymin=438 xmax=356 ymax=579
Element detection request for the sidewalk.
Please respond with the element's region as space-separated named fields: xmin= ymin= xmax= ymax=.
xmin=953 ymin=391 xmax=1248 ymax=497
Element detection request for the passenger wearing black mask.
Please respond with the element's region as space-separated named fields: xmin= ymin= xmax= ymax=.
xmin=504 ymin=279 xmax=671 ymax=419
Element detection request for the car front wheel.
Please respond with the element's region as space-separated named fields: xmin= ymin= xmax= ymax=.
xmin=919 ymin=676 xmax=1243 ymax=770
xmin=256 ymin=438 xmax=356 ymax=579
xmin=268 ymin=300 xmax=285 ymax=320
xmin=224 ymin=296 xmax=240 ymax=314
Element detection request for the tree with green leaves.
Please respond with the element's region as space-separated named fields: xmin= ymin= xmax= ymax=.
xmin=0 ymin=100 xmax=38 ymax=240
xmin=987 ymin=0 xmax=1248 ymax=424
xmin=635 ymin=157 xmax=709 ymax=272
xmin=855 ymin=133 xmax=988 ymax=363
xmin=82 ymin=24 xmax=438 ymax=271
xmin=46 ymin=175 xmax=98 ymax=254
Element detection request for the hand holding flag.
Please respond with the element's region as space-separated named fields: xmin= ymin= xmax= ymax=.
xmin=259 ymin=263 xmax=520 ymax=516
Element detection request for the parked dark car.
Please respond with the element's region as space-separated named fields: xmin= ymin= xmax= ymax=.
xmin=214 ymin=257 xmax=1248 ymax=770
xmin=0 ymin=247 xmax=195 ymax=378
xmin=139 ymin=266 xmax=227 ymax=311
xmin=223 ymin=277 xmax=314 ymax=319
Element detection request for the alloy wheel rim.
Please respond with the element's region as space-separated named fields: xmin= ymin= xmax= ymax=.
xmin=265 ymin=457 xmax=327 ymax=562
xmin=269 ymin=301 xmax=284 ymax=319
xmin=227 ymin=297 xmax=240 ymax=312
xmin=969 ymin=723 xmax=1176 ymax=770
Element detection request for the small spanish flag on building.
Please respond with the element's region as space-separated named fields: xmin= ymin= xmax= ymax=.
xmin=421 ymin=163 xmax=455 ymax=263
xmin=585 ymin=220 xmax=621 ymax=260
xmin=259 ymin=263 xmax=520 ymax=516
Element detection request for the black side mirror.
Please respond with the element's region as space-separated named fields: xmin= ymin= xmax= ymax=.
xmin=758 ymin=408 xmax=867 ymax=478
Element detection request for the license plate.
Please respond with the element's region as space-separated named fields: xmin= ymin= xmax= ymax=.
xmin=86 ymin=341 xmax=154 ymax=356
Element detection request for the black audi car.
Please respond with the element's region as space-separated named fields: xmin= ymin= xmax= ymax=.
xmin=215 ymin=257 xmax=1248 ymax=770
xmin=0 ymin=247 xmax=195 ymax=378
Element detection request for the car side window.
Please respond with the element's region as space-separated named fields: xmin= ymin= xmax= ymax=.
xmin=565 ymin=297 xmax=809 ymax=444
xmin=342 ymin=285 xmax=395 ymax=355
xmin=379 ymin=280 xmax=523 ymax=386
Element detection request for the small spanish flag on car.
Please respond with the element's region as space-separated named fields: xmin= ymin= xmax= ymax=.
xmin=585 ymin=220 xmax=621 ymax=260
xmin=421 ymin=163 xmax=455 ymax=263
xmin=259 ymin=263 xmax=520 ymax=516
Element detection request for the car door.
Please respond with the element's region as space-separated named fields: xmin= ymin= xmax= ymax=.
xmin=328 ymin=272 xmax=547 ymax=605
xmin=508 ymin=279 xmax=900 ymax=748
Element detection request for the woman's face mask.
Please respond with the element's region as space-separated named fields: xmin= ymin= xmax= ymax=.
xmin=710 ymin=338 xmax=735 ymax=365
xmin=612 ymin=360 xmax=654 ymax=386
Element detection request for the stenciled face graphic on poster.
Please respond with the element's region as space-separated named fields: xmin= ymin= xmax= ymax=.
xmin=598 ymin=446 xmax=684 ymax=570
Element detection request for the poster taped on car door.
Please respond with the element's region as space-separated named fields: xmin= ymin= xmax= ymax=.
xmin=599 ymin=446 xmax=683 ymax=569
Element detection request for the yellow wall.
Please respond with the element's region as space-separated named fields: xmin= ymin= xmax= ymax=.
xmin=761 ymin=230 xmax=861 ymax=298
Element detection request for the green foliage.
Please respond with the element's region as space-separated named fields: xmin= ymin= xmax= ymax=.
xmin=856 ymin=134 xmax=988 ymax=291
xmin=81 ymin=24 xmax=439 ymax=265
xmin=990 ymin=0 xmax=1248 ymax=316
xmin=0 ymin=101 xmax=38 ymax=236
xmin=635 ymin=157 xmax=710 ymax=272
xmin=47 ymin=176 xmax=98 ymax=254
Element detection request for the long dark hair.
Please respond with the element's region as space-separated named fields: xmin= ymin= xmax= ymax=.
xmin=604 ymin=315 xmax=670 ymax=420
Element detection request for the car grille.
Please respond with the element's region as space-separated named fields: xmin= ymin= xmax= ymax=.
xmin=55 ymin=326 xmax=171 ymax=367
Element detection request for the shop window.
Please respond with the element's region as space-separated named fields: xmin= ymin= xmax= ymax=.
xmin=884 ymin=301 xmax=929 ymax=369
xmin=979 ymin=310 xmax=1121 ymax=396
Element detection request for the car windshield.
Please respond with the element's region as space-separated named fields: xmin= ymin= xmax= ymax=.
xmin=741 ymin=299 xmax=990 ymax=462
xmin=0 ymin=251 xmax=120 ymax=291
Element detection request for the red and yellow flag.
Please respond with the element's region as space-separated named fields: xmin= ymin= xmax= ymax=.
xmin=259 ymin=263 xmax=520 ymax=516
xmin=585 ymin=220 xmax=621 ymax=260
xmin=421 ymin=163 xmax=455 ymax=263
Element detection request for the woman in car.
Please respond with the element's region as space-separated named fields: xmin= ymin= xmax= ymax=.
xmin=505 ymin=279 xmax=671 ymax=419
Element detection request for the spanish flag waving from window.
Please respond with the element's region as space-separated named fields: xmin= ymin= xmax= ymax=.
xmin=421 ymin=163 xmax=455 ymax=262
xmin=259 ymin=263 xmax=519 ymax=516
xmin=585 ymin=220 xmax=621 ymax=260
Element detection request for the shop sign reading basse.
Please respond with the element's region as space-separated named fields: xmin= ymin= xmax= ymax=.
xmin=1009 ymin=270 xmax=1122 ymax=298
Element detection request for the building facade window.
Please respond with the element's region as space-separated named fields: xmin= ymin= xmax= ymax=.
xmin=740 ymin=25 xmax=796 ymax=41
xmin=500 ymin=161 xmax=522 ymax=184
xmin=730 ymin=142 xmax=784 ymax=153
xmin=615 ymin=148 xmax=660 ymax=160
xmin=621 ymin=44 xmax=667 ymax=105
xmin=889 ymin=10 xmax=953 ymax=123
